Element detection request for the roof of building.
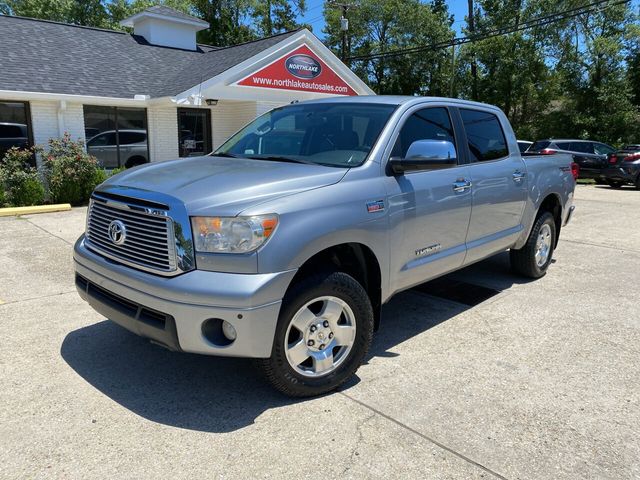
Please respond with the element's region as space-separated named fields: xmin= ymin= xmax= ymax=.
xmin=120 ymin=5 xmax=209 ymax=28
xmin=0 ymin=14 xmax=300 ymax=99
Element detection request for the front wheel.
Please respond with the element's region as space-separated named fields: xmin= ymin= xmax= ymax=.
xmin=510 ymin=212 xmax=556 ymax=279
xmin=608 ymin=180 xmax=624 ymax=189
xmin=259 ymin=271 xmax=374 ymax=397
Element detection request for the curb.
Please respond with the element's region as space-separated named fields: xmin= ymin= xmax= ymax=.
xmin=0 ymin=204 xmax=72 ymax=217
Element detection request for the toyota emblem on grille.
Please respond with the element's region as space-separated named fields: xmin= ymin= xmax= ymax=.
xmin=108 ymin=220 xmax=127 ymax=245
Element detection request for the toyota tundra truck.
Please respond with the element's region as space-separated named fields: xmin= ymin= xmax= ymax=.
xmin=74 ymin=96 xmax=577 ymax=397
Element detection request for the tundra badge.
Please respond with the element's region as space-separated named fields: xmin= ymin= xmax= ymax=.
xmin=416 ymin=243 xmax=441 ymax=257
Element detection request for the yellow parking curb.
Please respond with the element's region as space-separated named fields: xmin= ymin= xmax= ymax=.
xmin=0 ymin=204 xmax=72 ymax=217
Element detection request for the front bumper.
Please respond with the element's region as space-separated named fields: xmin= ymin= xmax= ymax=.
xmin=74 ymin=236 xmax=297 ymax=358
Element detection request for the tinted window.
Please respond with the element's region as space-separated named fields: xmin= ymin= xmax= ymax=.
xmin=87 ymin=132 xmax=116 ymax=146
xmin=569 ymin=142 xmax=594 ymax=154
xmin=0 ymin=124 xmax=25 ymax=137
xmin=531 ymin=140 xmax=551 ymax=151
xmin=593 ymin=143 xmax=614 ymax=155
xmin=391 ymin=107 xmax=455 ymax=159
xmin=517 ymin=141 xmax=531 ymax=153
xmin=217 ymin=103 xmax=396 ymax=167
xmin=118 ymin=131 xmax=146 ymax=145
xmin=556 ymin=142 xmax=572 ymax=150
xmin=460 ymin=109 xmax=508 ymax=161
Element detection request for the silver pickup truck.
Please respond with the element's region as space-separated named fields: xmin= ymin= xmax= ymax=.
xmin=74 ymin=96 xmax=576 ymax=397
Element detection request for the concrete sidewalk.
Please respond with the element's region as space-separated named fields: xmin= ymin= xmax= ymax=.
xmin=1 ymin=184 xmax=639 ymax=479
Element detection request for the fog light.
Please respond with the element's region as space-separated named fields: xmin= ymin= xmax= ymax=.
xmin=222 ymin=320 xmax=237 ymax=341
xmin=202 ymin=318 xmax=235 ymax=346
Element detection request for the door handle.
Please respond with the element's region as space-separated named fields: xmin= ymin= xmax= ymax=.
xmin=452 ymin=179 xmax=472 ymax=193
xmin=512 ymin=170 xmax=526 ymax=183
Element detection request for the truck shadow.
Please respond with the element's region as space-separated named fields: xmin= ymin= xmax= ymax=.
xmin=60 ymin=252 xmax=531 ymax=433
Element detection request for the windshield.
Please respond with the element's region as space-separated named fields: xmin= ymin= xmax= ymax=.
xmin=213 ymin=103 xmax=396 ymax=167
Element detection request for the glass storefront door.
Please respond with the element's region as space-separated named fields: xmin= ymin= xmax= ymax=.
xmin=178 ymin=108 xmax=211 ymax=157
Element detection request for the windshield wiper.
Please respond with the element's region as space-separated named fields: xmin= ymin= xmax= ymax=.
xmin=246 ymin=155 xmax=316 ymax=165
xmin=211 ymin=152 xmax=242 ymax=158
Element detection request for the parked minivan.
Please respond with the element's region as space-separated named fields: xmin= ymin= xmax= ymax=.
xmin=86 ymin=129 xmax=148 ymax=169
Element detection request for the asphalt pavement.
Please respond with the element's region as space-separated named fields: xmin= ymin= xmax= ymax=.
xmin=0 ymin=184 xmax=638 ymax=479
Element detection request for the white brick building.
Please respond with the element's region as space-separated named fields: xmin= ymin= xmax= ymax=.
xmin=0 ymin=6 xmax=372 ymax=168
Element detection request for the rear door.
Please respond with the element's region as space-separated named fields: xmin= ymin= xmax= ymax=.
xmin=569 ymin=141 xmax=606 ymax=176
xmin=459 ymin=108 xmax=528 ymax=264
xmin=86 ymin=132 xmax=118 ymax=168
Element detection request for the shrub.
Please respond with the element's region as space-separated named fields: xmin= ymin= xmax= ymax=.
xmin=42 ymin=133 xmax=100 ymax=205
xmin=93 ymin=168 xmax=108 ymax=187
xmin=93 ymin=166 xmax=127 ymax=189
xmin=0 ymin=147 xmax=45 ymax=207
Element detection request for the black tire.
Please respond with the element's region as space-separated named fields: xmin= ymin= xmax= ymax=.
xmin=259 ymin=271 xmax=374 ymax=397
xmin=125 ymin=156 xmax=147 ymax=169
xmin=510 ymin=211 xmax=556 ymax=279
xmin=635 ymin=175 xmax=640 ymax=190
xmin=608 ymin=180 xmax=623 ymax=189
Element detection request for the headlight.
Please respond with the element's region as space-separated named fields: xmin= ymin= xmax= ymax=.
xmin=191 ymin=215 xmax=278 ymax=253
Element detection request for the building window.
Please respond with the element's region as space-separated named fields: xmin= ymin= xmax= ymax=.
xmin=0 ymin=101 xmax=33 ymax=162
xmin=178 ymin=108 xmax=212 ymax=157
xmin=83 ymin=106 xmax=149 ymax=168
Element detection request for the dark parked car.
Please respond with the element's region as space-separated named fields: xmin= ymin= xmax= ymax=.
xmin=529 ymin=139 xmax=616 ymax=180
xmin=517 ymin=140 xmax=533 ymax=153
xmin=0 ymin=122 xmax=29 ymax=159
xmin=601 ymin=145 xmax=640 ymax=189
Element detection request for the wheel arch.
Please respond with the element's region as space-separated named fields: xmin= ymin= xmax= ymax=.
xmin=287 ymin=242 xmax=383 ymax=331
xmin=537 ymin=193 xmax=563 ymax=247
xmin=125 ymin=155 xmax=148 ymax=168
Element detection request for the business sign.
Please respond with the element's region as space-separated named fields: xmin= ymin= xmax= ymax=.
xmin=236 ymin=44 xmax=357 ymax=96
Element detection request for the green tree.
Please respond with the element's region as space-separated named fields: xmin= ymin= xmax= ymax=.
xmin=323 ymin=0 xmax=455 ymax=95
xmin=251 ymin=0 xmax=306 ymax=37
xmin=1 ymin=0 xmax=109 ymax=26
xmin=455 ymin=0 xmax=563 ymax=139
xmin=545 ymin=1 xmax=639 ymax=144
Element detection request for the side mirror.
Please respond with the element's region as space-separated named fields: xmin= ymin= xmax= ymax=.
xmin=389 ymin=140 xmax=457 ymax=174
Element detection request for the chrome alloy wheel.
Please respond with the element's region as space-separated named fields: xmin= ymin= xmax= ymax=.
xmin=535 ymin=223 xmax=552 ymax=267
xmin=284 ymin=296 xmax=357 ymax=378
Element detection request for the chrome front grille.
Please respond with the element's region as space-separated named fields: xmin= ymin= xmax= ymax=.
xmin=86 ymin=196 xmax=178 ymax=275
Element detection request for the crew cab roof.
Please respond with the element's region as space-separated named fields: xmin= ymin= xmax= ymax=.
xmin=294 ymin=95 xmax=504 ymax=111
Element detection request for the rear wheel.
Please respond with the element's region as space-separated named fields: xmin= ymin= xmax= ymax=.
xmin=608 ymin=180 xmax=624 ymax=189
xmin=635 ymin=175 xmax=640 ymax=190
xmin=259 ymin=271 xmax=373 ymax=397
xmin=125 ymin=156 xmax=147 ymax=168
xmin=510 ymin=212 xmax=556 ymax=279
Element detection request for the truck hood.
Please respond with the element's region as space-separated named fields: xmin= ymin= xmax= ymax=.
xmin=101 ymin=155 xmax=348 ymax=216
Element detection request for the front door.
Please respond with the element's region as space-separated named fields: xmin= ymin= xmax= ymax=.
xmin=178 ymin=108 xmax=212 ymax=157
xmin=459 ymin=108 xmax=527 ymax=264
xmin=385 ymin=106 xmax=473 ymax=295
